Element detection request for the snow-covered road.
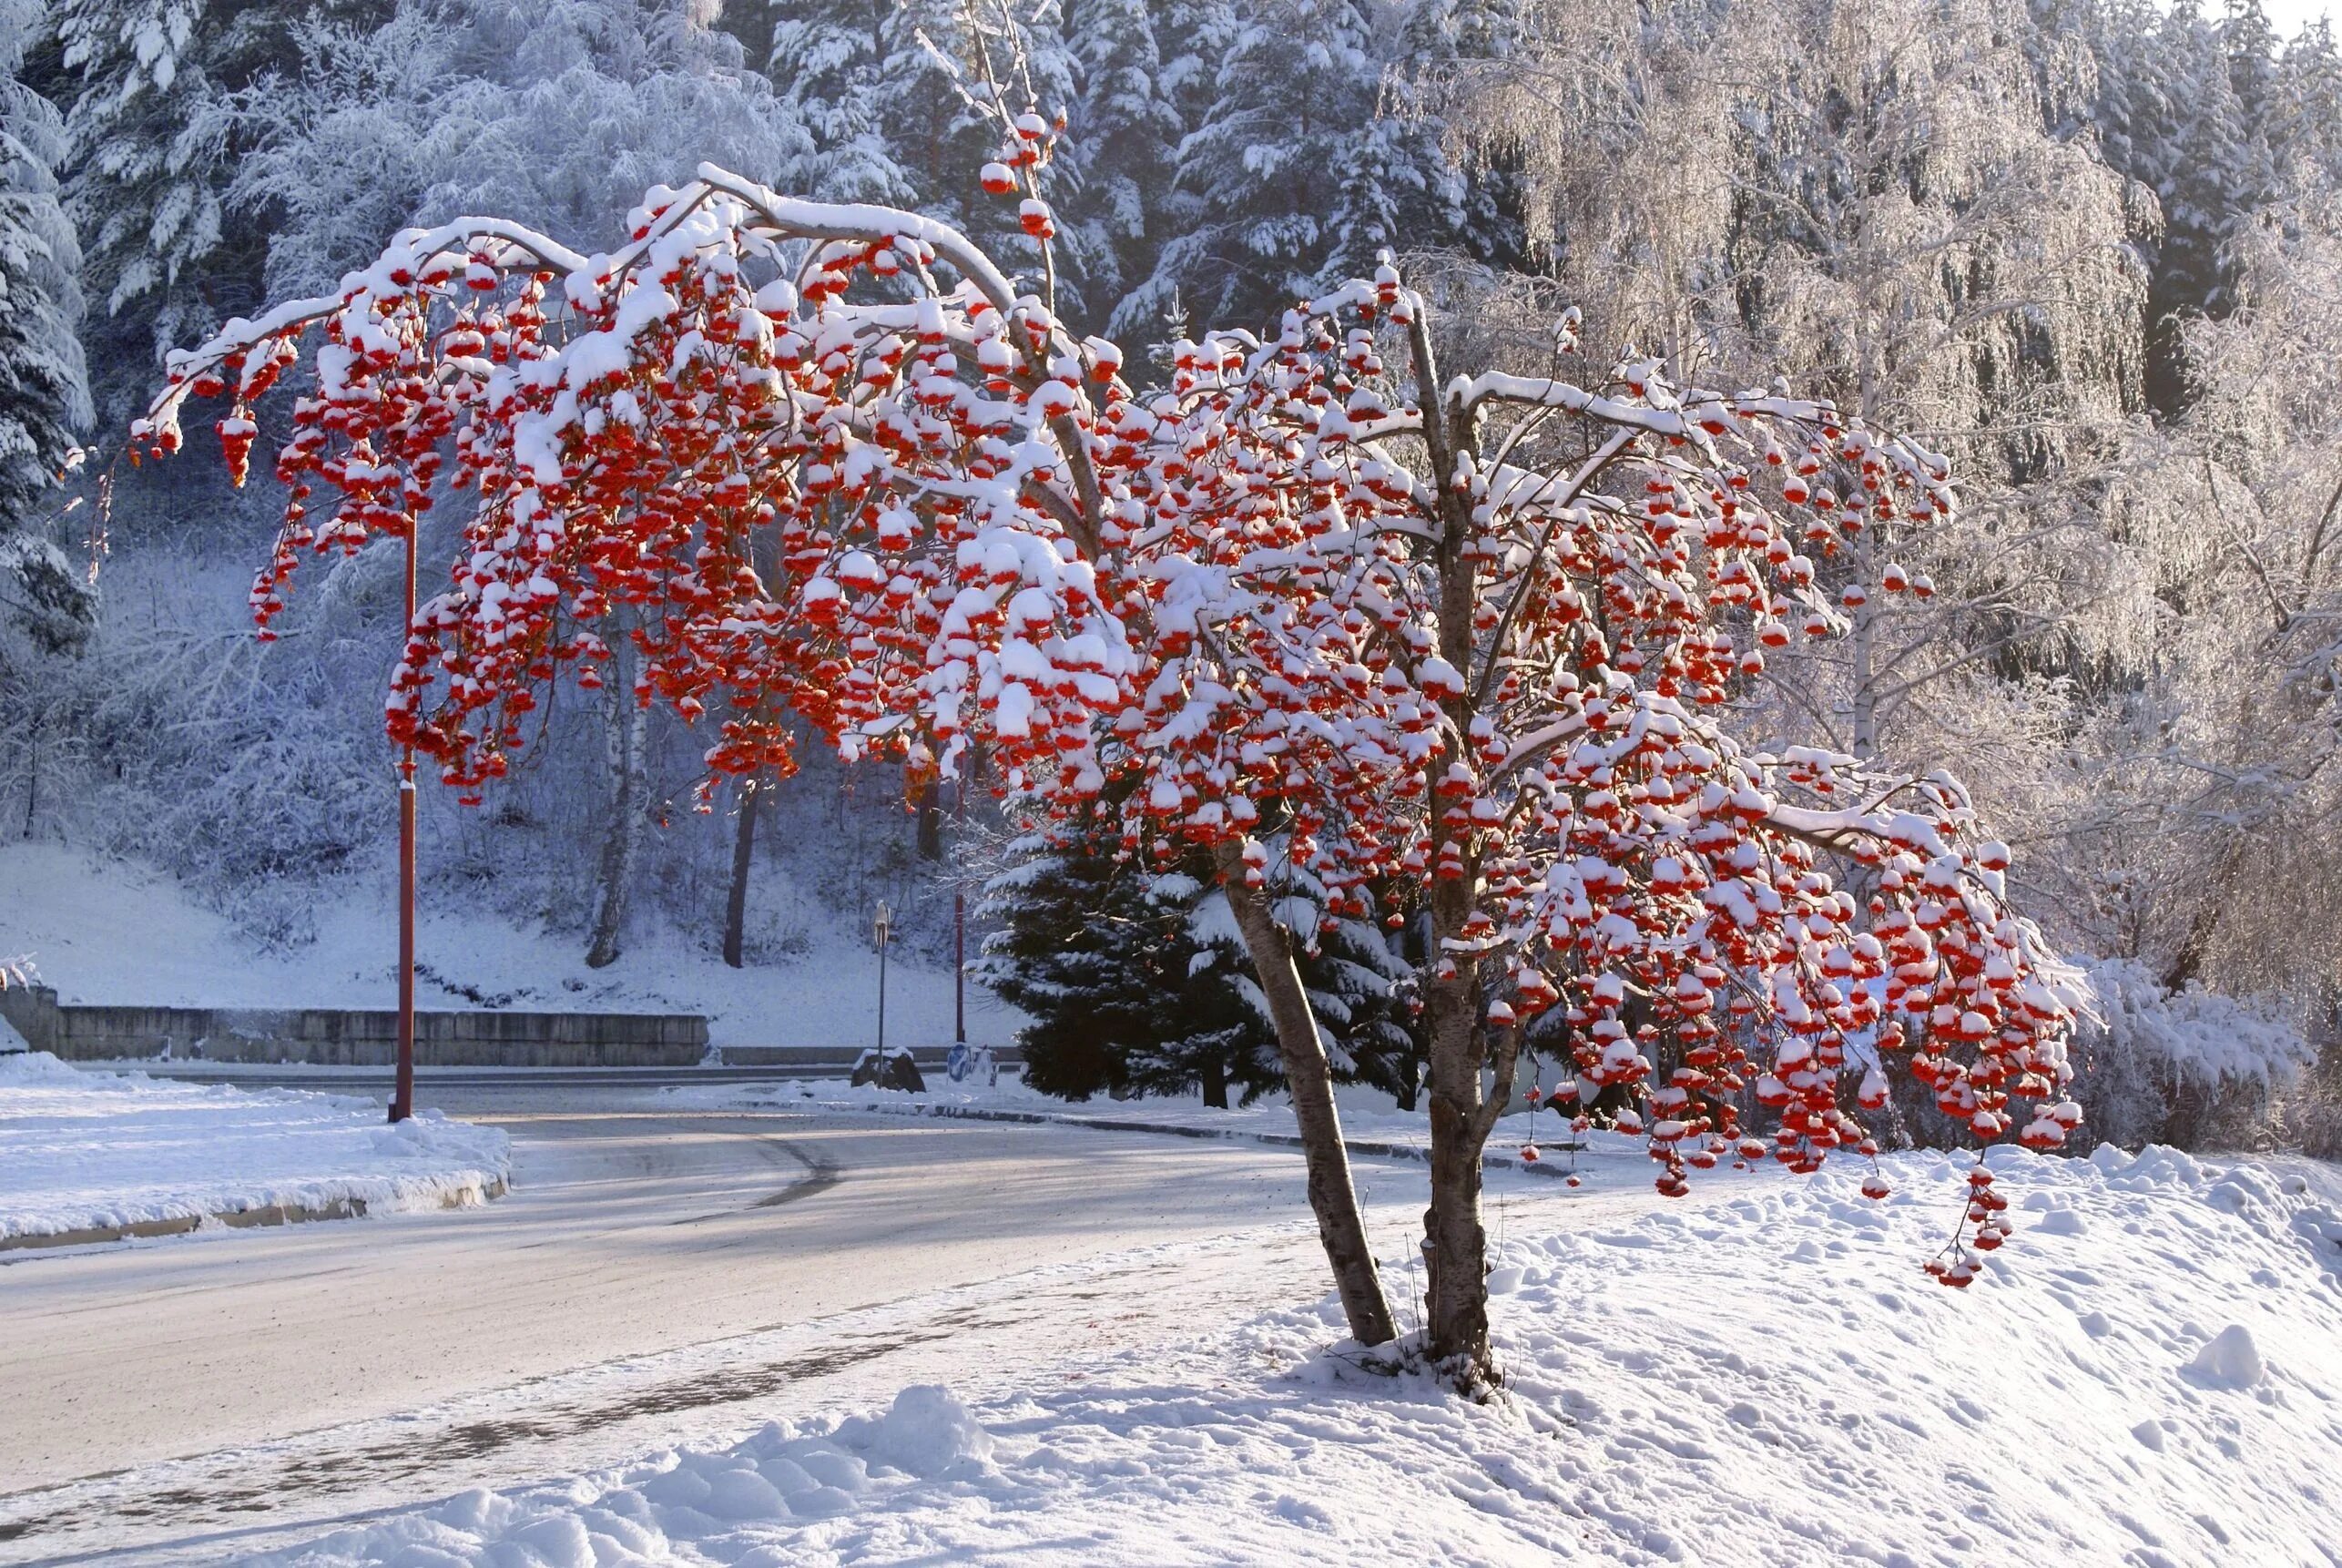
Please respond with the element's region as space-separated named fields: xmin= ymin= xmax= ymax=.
xmin=0 ymin=1084 xmax=1602 ymax=1564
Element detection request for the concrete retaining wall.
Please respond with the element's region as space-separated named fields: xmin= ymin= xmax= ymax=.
xmin=0 ymin=985 xmax=706 ymax=1067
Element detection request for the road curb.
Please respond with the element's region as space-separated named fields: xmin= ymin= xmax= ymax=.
xmin=836 ymin=1100 xmax=1582 ymax=1178
xmin=0 ymin=1176 xmax=508 ymax=1254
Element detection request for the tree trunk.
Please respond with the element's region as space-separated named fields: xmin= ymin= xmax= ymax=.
xmin=21 ymin=708 xmax=37 ymax=838
xmin=1849 ymin=528 xmax=1879 ymax=761
xmin=915 ymin=777 xmax=944 ymax=860
xmin=1213 ymin=839 xmax=1397 ymax=1347
xmin=721 ymin=772 xmax=761 ymax=968
xmin=1417 ymin=875 xmax=1522 ymax=1391
xmin=1201 ymin=1053 xmax=1229 ymax=1110
xmin=1402 ymin=296 xmax=1519 ymax=1390
xmin=585 ymin=628 xmax=647 ymax=970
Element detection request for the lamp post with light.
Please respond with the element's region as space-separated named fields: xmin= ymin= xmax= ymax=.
xmin=873 ymin=900 xmax=891 ymax=1059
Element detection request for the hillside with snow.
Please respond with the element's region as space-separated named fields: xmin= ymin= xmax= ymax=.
xmin=0 ymin=841 xmax=1021 ymax=1049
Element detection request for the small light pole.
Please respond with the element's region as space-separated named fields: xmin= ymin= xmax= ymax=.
xmin=952 ymin=776 xmax=967 ymax=1054
xmin=873 ymin=900 xmax=892 ymax=1058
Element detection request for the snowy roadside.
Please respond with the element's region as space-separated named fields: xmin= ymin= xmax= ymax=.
xmin=666 ymin=1073 xmax=1597 ymax=1177
xmin=258 ymin=1144 xmax=2342 ymax=1568
xmin=0 ymin=1050 xmax=510 ymax=1247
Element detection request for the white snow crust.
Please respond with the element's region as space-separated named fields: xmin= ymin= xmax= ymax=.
xmin=0 ymin=1052 xmax=510 ymax=1241
xmin=253 ymin=1142 xmax=2342 ymax=1566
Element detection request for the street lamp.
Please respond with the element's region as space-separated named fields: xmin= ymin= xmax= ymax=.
xmin=873 ymin=899 xmax=891 ymax=1058
xmin=952 ymin=774 xmax=966 ymax=1057
xmin=391 ymin=519 xmax=418 ymax=1125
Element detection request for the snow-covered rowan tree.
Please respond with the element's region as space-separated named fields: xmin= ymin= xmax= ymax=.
xmin=142 ymin=136 xmax=2077 ymax=1390
xmin=0 ymin=0 xmax=94 ymax=659
xmin=1086 ymin=271 xmax=2079 ymax=1383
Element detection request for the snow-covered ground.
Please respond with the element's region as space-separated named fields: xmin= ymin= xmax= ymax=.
xmin=0 ymin=841 xmax=1023 ymax=1048
xmin=0 ymin=1051 xmax=510 ymax=1244
xmin=252 ymin=1140 xmax=2342 ymax=1567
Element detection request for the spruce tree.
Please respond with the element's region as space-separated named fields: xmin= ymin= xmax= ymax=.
xmin=1062 ymin=0 xmax=1180 ymax=332
xmin=1129 ymin=0 xmax=1377 ymax=331
xmin=769 ymin=0 xmax=1082 ymax=311
xmin=768 ymin=0 xmax=921 ymax=207
xmin=1130 ymin=0 xmax=1512 ymax=337
xmin=977 ymin=828 xmax=1423 ymax=1108
xmin=0 ymin=0 xmax=93 ymax=656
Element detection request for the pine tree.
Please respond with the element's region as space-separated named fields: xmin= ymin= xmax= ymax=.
xmin=976 ymin=829 xmax=1422 ymax=1107
xmin=0 ymin=0 xmax=93 ymax=656
xmin=1061 ymin=0 xmax=1180 ymax=331
xmin=36 ymin=0 xmax=391 ymax=418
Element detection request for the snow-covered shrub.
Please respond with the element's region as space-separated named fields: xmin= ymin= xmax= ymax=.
xmin=2064 ymin=959 xmax=2315 ymax=1151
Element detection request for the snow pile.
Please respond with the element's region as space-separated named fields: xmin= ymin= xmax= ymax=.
xmin=0 ymin=1053 xmax=510 ymax=1243
xmin=256 ymin=1145 xmax=2342 ymax=1566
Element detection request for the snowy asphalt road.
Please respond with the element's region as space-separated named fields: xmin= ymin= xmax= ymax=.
xmin=0 ymin=1083 xmax=1487 ymax=1564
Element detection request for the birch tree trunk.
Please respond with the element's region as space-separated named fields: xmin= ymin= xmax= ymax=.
xmin=721 ymin=772 xmax=761 ymax=969
xmin=585 ymin=626 xmax=647 ymax=970
xmin=1211 ymin=838 xmax=1398 ymax=1347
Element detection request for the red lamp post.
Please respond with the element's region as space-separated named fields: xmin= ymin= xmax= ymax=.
xmin=391 ymin=520 xmax=418 ymax=1124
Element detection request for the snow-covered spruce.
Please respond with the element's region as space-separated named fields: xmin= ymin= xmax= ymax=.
xmin=975 ymin=826 xmax=1419 ymax=1108
xmin=0 ymin=1050 xmax=508 ymax=1244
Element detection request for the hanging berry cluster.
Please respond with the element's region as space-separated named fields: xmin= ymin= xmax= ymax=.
xmin=136 ymin=169 xmax=1138 ymax=809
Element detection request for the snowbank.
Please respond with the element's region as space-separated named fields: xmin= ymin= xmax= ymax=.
xmin=0 ymin=1052 xmax=510 ymax=1244
xmin=254 ymin=1144 xmax=2342 ymax=1566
